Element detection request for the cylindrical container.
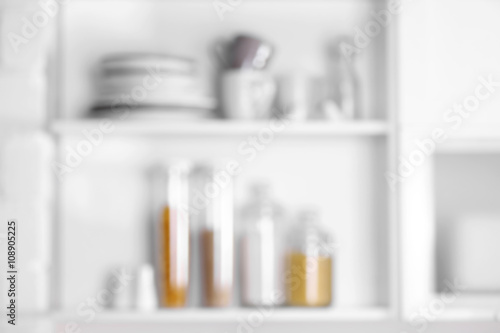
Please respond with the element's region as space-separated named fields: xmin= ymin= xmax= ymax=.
xmin=221 ymin=69 xmax=276 ymax=119
xmin=240 ymin=183 xmax=284 ymax=306
xmin=326 ymin=37 xmax=360 ymax=120
xmin=285 ymin=209 xmax=333 ymax=307
xmin=277 ymin=73 xmax=313 ymax=121
xmin=134 ymin=264 xmax=159 ymax=311
xmin=191 ymin=164 xmax=234 ymax=307
xmin=152 ymin=162 xmax=190 ymax=307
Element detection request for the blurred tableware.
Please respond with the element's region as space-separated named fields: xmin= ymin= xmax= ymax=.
xmin=134 ymin=264 xmax=158 ymax=311
xmin=221 ymin=69 xmax=276 ymax=119
xmin=191 ymin=163 xmax=234 ymax=307
xmin=286 ymin=209 xmax=334 ymax=307
xmin=230 ymin=34 xmax=273 ymax=69
xmin=151 ymin=162 xmax=191 ymax=308
xmin=100 ymin=53 xmax=195 ymax=75
xmin=240 ymin=182 xmax=285 ymax=306
xmin=320 ymin=100 xmax=344 ymax=121
xmin=92 ymin=53 xmax=216 ymax=118
xmin=215 ymin=34 xmax=273 ymax=70
xmin=325 ymin=37 xmax=361 ymax=120
xmin=313 ymin=78 xmax=344 ymax=120
xmin=92 ymin=108 xmax=212 ymax=121
xmin=93 ymin=95 xmax=216 ymax=112
xmin=277 ymin=73 xmax=314 ymax=121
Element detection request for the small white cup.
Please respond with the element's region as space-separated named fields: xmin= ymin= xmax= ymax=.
xmin=134 ymin=264 xmax=158 ymax=311
xmin=221 ymin=70 xmax=276 ymax=120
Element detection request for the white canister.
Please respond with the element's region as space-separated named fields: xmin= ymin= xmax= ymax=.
xmin=221 ymin=70 xmax=276 ymax=120
xmin=277 ymin=73 xmax=313 ymax=121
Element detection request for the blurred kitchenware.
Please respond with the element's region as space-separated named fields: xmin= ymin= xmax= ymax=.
xmin=134 ymin=264 xmax=158 ymax=311
xmin=286 ymin=208 xmax=334 ymax=307
xmin=240 ymin=182 xmax=285 ymax=306
xmin=191 ymin=163 xmax=234 ymax=307
xmin=151 ymin=161 xmax=191 ymax=308
xmin=215 ymin=34 xmax=273 ymax=70
xmin=230 ymin=34 xmax=273 ymax=69
xmin=277 ymin=73 xmax=315 ymax=121
xmin=100 ymin=53 xmax=195 ymax=75
xmin=92 ymin=53 xmax=216 ymax=118
xmin=324 ymin=36 xmax=360 ymax=120
xmin=314 ymin=77 xmax=344 ymax=120
xmin=215 ymin=34 xmax=276 ymax=119
xmin=221 ymin=69 xmax=276 ymax=119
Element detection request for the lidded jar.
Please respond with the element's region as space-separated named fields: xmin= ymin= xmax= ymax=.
xmin=151 ymin=161 xmax=191 ymax=308
xmin=285 ymin=208 xmax=333 ymax=307
xmin=191 ymin=163 xmax=234 ymax=307
xmin=240 ymin=182 xmax=284 ymax=306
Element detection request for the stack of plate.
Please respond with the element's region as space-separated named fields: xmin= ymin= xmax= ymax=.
xmin=92 ymin=53 xmax=216 ymax=120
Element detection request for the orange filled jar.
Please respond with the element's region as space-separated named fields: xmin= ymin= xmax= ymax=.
xmin=285 ymin=209 xmax=333 ymax=307
xmin=152 ymin=162 xmax=190 ymax=307
xmin=191 ymin=164 xmax=234 ymax=307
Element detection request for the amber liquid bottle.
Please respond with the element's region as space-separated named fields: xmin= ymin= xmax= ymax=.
xmin=154 ymin=163 xmax=190 ymax=308
xmin=191 ymin=164 xmax=234 ymax=307
xmin=161 ymin=206 xmax=189 ymax=307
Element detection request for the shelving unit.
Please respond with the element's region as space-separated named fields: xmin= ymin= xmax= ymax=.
xmin=45 ymin=1 xmax=398 ymax=332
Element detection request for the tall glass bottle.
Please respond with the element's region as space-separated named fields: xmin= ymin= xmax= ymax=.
xmin=191 ymin=164 xmax=234 ymax=307
xmin=152 ymin=162 xmax=190 ymax=307
xmin=240 ymin=183 xmax=284 ymax=306
xmin=285 ymin=209 xmax=333 ymax=307
xmin=325 ymin=36 xmax=360 ymax=120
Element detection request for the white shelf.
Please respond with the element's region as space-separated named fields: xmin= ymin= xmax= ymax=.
xmin=50 ymin=119 xmax=389 ymax=137
xmin=437 ymin=309 xmax=498 ymax=322
xmin=434 ymin=294 xmax=500 ymax=322
xmin=52 ymin=307 xmax=391 ymax=323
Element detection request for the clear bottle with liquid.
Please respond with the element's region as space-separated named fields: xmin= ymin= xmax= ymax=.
xmin=152 ymin=162 xmax=191 ymax=308
xmin=191 ymin=164 xmax=234 ymax=307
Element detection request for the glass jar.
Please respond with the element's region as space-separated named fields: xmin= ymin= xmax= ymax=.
xmin=191 ymin=164 xmax=234 ymax=307
xmin=324 ymin=36 xmax=360 ymax=120
xmin=285 ymin=209 xmax=333 ymax=307
xmin=152 ymin=162 xmax=190 ymax=307
xmin=240 ymin=183 xmax=284 ymax=306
